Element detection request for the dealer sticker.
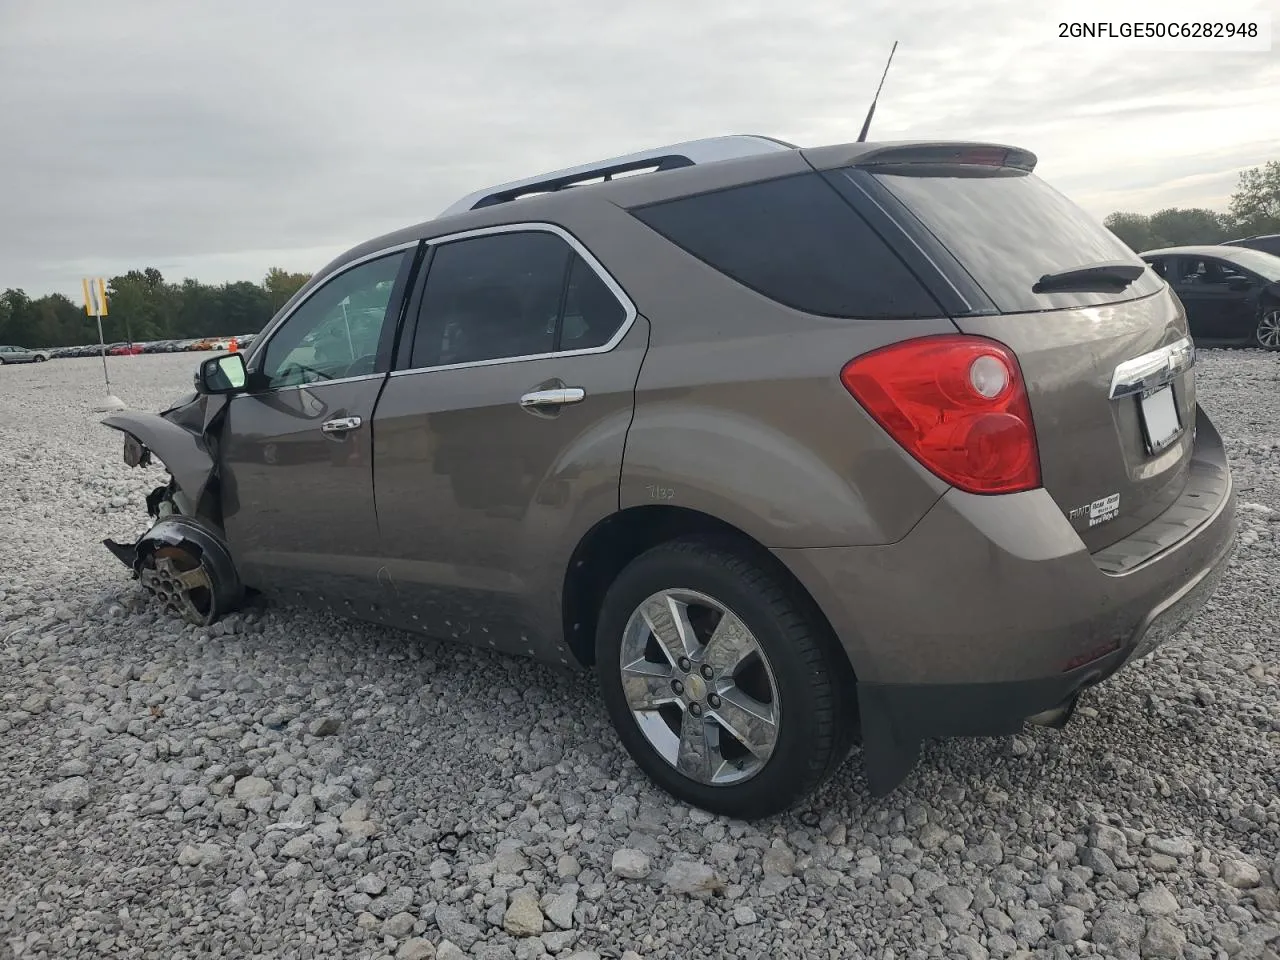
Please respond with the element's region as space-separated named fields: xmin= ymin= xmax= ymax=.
xmin=1069 ymin=492 xmax=1121 ymax=527
xmin=1088 ymin=493 xmax=1121 ymax=526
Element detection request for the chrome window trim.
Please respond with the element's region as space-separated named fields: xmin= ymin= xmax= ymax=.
xmin=259 ymin=372 xmax=385 ymax=394
xmin=243 ymin=240 xmax=421 ymax=374
xmin=390 ymin=221 xmax=638 ymax=377
xmin=1109 ymin=336 xmax=1195 ymax=399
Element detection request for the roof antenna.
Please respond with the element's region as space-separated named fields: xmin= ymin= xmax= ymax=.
xmin=857 ymin=41 xmax=899 ymax=143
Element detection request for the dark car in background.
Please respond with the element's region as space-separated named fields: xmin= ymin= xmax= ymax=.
xmin=1141 ymin=245 xmax=1280 ymax=349
xmin=1222 ymin=234 xmax=1280 ymax=258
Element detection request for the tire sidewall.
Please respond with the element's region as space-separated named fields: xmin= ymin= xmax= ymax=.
xmin=595 ymin=544 xmax=831 ymax=817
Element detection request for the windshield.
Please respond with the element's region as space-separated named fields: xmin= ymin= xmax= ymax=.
xmin=1223 ymin=246 xmax=1280 ymax=283
xmin=869 ymin=167 xmax=1166 ymax=314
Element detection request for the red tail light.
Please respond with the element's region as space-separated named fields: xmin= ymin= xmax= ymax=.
xmin=840 ymin=335 xmax=1041 ymax=495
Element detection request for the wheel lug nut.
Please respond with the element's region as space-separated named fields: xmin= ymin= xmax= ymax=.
xmin=708 ymin=694 xmax=721 ymax=709
xmin=689 ymin=703 xmax=702 ymax=717
xmin=700 ymin=664 xmax=714 ymax=680
xmin=671 ymin=680 xmax=684 ymax=695
xmin=677 ymin=657 xmax=692 ymax=673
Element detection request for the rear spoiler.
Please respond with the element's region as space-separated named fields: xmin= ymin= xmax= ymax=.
xmin=803 ymin=141 xmax=1037 ymax=173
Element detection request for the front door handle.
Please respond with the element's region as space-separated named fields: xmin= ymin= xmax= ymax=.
xmin=519 ymin=387 xmax=586 ymax=409
xmin=321 ymin=416 xmax=362 ymax=434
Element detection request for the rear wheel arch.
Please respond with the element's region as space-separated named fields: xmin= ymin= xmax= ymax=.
xmin=561 ymin=505 xmax=856 ymax=678
xmin=585 ymin=516 xmax=860 ymax=817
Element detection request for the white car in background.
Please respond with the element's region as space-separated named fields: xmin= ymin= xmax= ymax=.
xmin=0 ymin=344 xmax=50 ymax=363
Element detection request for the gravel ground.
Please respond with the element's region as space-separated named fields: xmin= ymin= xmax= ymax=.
xmin=1 ymin=351 xmax=1277 ymax=960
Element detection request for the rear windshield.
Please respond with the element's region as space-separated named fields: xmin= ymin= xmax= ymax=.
xmin=870 ymin=167 xmax=1166 ymax=314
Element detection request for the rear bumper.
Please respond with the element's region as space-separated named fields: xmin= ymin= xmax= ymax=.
xmin=773 ymin=405 xmax=1237 ymax=795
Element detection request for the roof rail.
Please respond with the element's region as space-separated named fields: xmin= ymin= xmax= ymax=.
xmin=438 ymin=135 xmax=797 ymax=218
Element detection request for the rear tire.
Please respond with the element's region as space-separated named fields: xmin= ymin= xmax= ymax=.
xmin=1255 ymin=308 xmax=1280 ymax=351
xmin=595 ymin=538 xmax=855 ymax=819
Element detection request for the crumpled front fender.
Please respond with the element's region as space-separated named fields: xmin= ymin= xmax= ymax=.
xmin=102 ymin=412 xmax=216 ymax=507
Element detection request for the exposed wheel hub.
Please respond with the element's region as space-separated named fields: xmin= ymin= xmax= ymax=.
xmin=140 ymin=552 xmax=216 ymax=625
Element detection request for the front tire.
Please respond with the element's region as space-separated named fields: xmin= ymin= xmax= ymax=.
xmin=595 ymin=538 xmax=855 ymax=819
xmin=1255 ymin=308 xmax=1280 ymax=351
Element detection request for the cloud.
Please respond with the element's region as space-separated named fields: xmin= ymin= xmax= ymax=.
xmin=1 ymin=0 xmax=1276 ymax=299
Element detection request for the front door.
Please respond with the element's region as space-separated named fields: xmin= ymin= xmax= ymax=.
xmin=372 ymin=226 xmax=647 ymax=659
xmin=220 ymin=245 xmax=418 ymax=610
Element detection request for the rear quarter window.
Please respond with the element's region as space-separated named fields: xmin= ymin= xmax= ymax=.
xmin=629 ymin=173 xmax=943 ymax=319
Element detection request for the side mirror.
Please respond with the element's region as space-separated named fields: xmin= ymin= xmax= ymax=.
xmin=1227 ymin=277 xmax=1252 ymax=292
xmin=196 ymin=352 xmax=248 ymax=395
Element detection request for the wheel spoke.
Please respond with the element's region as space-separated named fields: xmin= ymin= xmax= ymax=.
xmin=175 ymin=567 xmax=212 ymax=591
xmin=710 ymin=687 xmax=778 ymax=761
xmin=676 ymin=710 xmax=715 ymax=782
xmin=621 ymin=658 xmax=679 ymax=712
xmin=640 ymin=594 xmax=698 ymax=665
xmin=702 ymin=610 xmax=757 ymax=676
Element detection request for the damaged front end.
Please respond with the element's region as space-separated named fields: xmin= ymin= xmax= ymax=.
xmin=102 ymin=393 xmax=243 ymax=626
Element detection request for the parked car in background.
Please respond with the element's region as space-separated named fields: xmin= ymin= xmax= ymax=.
xmin=0 ymin=344 xmax=50 ymax=363
xmin=101 ymin=136 xmax=1237 ymax=818
xmin=1222 ymin=234 xmax=1280 ymax=258
xmin=109 ymin=343 xmax=144 ymax=356
xmin=1141 ymin=245 xmax=1280 ymax=349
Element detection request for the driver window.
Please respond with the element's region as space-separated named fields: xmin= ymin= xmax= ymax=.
xmin=259 ymin=251 xmax=407 ymax=389
xmin=1180 ymin=258 xmax=1233 ymax=286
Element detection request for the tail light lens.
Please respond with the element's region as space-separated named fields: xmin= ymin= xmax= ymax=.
xmin=840 ymin=335 xmax=1041 ymax=495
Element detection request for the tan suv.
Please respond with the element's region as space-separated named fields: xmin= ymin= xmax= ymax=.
xmin=101 ymin=135 xmax=1237 ymax=818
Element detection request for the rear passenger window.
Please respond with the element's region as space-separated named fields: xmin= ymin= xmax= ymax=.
xmin=410 ymin=231 xmax=628 ymax=368
xmin=559 ymin=254 xmax=627 ymax=350
xmin=630 ymin=173 xmax=942 ymax=319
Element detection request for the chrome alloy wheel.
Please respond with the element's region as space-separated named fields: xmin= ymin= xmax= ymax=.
xmin=1256 ymin=309 xmax=1280 ymax=350
xmin=618 ymin=588 xmax=780 ymax=786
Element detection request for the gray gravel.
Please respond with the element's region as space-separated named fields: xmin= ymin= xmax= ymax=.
xmin=1 ymin=351 xmax=1278 ymax=960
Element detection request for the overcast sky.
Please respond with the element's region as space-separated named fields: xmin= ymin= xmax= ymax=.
xmin=2 ymin=0 xmax=1277 ymax=301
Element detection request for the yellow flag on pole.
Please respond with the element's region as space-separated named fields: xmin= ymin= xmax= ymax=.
xmin=82 ymin=277 xmax=108 ymax=316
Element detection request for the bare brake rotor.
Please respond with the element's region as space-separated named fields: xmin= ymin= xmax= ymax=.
xmin=139 ymin=546 xmax=216 ymax=625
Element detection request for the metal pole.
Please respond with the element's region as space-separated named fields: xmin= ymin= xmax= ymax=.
xmin=97 ymin=312 xmax=112 ymax=391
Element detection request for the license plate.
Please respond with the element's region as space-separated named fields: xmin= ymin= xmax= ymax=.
xmin=1139 ymin=385 xmax=1182 ymax=453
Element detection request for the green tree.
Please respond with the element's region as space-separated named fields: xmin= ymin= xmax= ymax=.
xmin=0 ymin=289 xmax=38 ymax=345
xmin=1148 ymin=207 xmax=1233 ymax=246
xmin=1104 ymin=212 xmax=1161 ymax=252
xmin=1229 ymin=161 xmax=1280 ymax=237
xmin=217 ymin=281 xmax=272 ymax=334
xmin=1104 ymin=207 xmax=1235 ymax=252
xmin=263 ymin=267 xmax=312 ymax=313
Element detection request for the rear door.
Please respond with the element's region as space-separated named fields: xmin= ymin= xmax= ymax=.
xmin=1170 ymin=255 xmax=1246 ymax=341
xmin=371 ymin=225 xmax=646 ymax=658
xmin=833 ymin=156 xmax=1195 ymax=551
xmin=220 ymin=244 xmax=418 ymax=603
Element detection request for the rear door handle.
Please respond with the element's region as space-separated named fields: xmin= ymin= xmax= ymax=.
xmin=321 ymin=416 xmax=362 ymax=434
xmin=519 ymin=387 xmax=586 ymax=409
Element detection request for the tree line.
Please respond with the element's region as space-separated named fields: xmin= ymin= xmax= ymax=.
xmin=0 ymin=267 xmax=311 ymax=349
xmin=1 ymin=161 xmax=1277 ymax=350
xmin=1103 ymin=160 xmax=1279 ymax=253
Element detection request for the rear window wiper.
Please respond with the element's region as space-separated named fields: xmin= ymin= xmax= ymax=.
xmin=1032 ymin=261 xmax=1146 ymax=294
